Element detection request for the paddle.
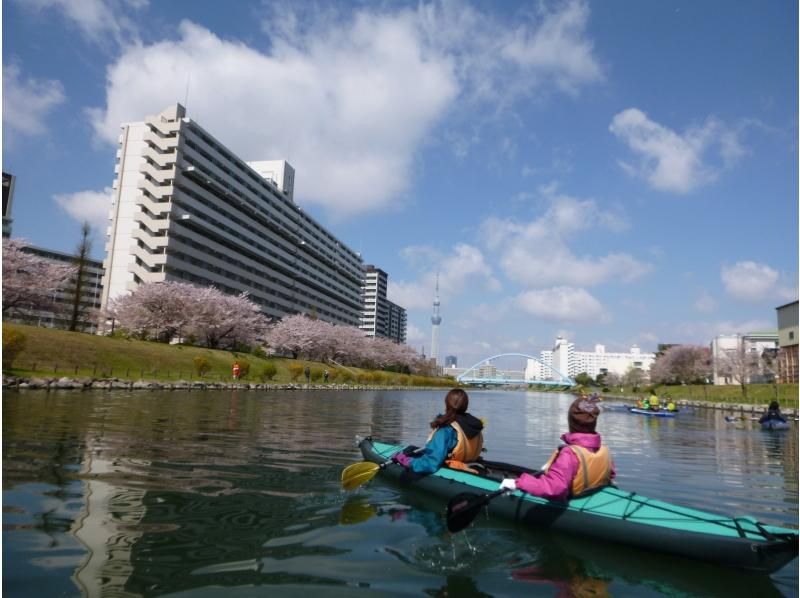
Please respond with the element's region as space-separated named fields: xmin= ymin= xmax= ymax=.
xmin=446 ymin=469 xmax=544 ymax=533
xmin=446 ymin=488 xmax=509 ymax=533
xmin=341 ymin=446 xmax=422 ymax=491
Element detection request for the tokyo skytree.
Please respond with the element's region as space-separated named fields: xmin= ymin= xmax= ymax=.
xmin=430 ymin=274 xmax=442 ymax=365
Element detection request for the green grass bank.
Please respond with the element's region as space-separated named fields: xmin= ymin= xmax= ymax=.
xmin=2 ymin=323 xmax=450 ymax=387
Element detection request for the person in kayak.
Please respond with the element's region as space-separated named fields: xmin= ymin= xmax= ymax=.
xmin=758 ymin=401 xmax=787 ymax=424
xmin=391 ymin=388 xmax=484 ymax=474
xmin=498 ymin=397 xmax=615 ymax=501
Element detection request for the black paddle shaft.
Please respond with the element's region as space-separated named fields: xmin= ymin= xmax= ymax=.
xmin=446 ymin=489 xmax=508 ymax=533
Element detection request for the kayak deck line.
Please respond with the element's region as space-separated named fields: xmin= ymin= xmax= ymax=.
xmin=359 ymin=437 xmax=798 ymax=573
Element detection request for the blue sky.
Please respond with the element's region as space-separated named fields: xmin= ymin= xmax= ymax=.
xmin=3 ymin=0 xmax=797 ymax=368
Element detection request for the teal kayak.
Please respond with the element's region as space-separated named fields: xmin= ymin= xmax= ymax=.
xmin=358 ymin=437 xmax=798 ymax=573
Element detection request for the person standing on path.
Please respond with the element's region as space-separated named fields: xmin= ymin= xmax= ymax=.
xmin=304 ymin=365 xmax=311 ymax=383
xmin=232 ymin=361 xmax=241 ymax=380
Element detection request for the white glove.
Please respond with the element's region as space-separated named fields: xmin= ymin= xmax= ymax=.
xmin=499 ymin=478 xmax=517 ymax=491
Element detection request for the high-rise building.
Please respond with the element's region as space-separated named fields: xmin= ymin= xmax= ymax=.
xmin=444 ymin=355 xmax=457 ymax=368
xmin=430 ymin=274 xmax=442 ymax=365
xmin=359 ymin=265 xmax=406 ymax=343
xmin=100 ymin=104 xmax=364 ymax=326
xmin=3 ymin=171 xmax=15 ymax=238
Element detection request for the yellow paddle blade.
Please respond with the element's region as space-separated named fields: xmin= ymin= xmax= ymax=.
xmin=341 ymin=461 xmax=380 ymax=491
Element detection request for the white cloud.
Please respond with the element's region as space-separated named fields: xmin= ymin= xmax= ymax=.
xmin=2 ymin=64 xmax=65 ymax=145
xmin=89 ymin=19 xmax=457 ymax=216
xmin=53 ymin=187 xmax=113 ymax=231
xmin=609 ymin=108 xmax=744 ymax=193
xmin=389 ymin=243 xmax=500 ymax=310
xmin=482 ymin=185 xmax=650 ymax=287
xmin=89 ymin=2 xmax=601 ymax=216
xmin=15 ymin=0 xmax=145 ymax=45
xmin=721 ymin=261 xmax=795 ymax=303
xmin=516 ymin=286 xmax=608 ymax=323
xmin=498 ymin=0 xmax=602 ymax=94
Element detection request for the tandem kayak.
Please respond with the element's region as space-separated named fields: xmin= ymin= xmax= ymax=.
xmin=628 ymin=407 xmax=677 ymax=417
xmin=358 ymin=437 xmax=798 ymax=574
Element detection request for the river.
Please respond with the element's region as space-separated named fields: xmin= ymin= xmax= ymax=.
xmin=3 ymin=388 xmax=798 ymax=596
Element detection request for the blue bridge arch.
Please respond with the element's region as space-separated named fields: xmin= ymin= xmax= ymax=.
xmin=456 ymin=353 xmax=575 ymax=386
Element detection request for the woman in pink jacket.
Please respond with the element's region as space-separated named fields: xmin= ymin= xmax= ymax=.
xmin=499 ymin=396 xmax=615 ymax=501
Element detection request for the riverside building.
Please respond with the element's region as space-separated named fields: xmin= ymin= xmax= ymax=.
xmin=100 ymin=104 xmax=364 ymax=326
xmin=525 ymin=337 xmax=655 ymax=381
xmin=359 ymin=265 xmax=407 ymax=343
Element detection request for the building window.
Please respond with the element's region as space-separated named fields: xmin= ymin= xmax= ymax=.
xmin=790 ymin=331 xmax=795 ymax=341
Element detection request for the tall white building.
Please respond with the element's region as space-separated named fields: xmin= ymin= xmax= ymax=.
xmin=526 ymin=338 xmax=655 ymax=381
xmin=100 ymin=104 xmax=364 ymax=326
xmin=359 ymin=265 xmax=407 ymax=343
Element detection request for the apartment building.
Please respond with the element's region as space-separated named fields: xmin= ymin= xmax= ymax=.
xmin=10 ymin=245 xmax=104 ymax=332
xmin=359 ymin=265 xmax=407 ymax=343
xmin=100 ymin=104 xmax=364 ymax=326
xmin=525 ymin=338 xmax=655 ymax=381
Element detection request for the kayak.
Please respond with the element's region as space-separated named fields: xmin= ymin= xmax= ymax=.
xmin=761 ymin=419 xmax=790 ymax=431
xmin=358 ymin=437 xmax=798 ymax=574
xmin=628 ymin=407 xmax=677 ymax=417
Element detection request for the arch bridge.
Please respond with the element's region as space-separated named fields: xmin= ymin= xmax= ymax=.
xmin=456 ymin=352 xmax=575 ymax=386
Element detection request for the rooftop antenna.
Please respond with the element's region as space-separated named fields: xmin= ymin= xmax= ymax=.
xmin=183 ymin=72 xmax=191 ymax=114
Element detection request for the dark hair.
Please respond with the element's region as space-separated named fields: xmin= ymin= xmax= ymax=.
xmin=431 ymin=388 xmax=469 ymax=429
xmin=769 ymin=400 xmax=780 ymax=411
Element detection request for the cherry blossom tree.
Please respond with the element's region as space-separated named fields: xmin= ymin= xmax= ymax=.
xmin=650 ymin=345 xmax=711 ymax=385
xmin=264 ymin=313 xmax=425 ymax=373
xmin=2 ymin=238 xmax=75 ymax=317
xmin=108 ymin=281 xmax=268 ymax=348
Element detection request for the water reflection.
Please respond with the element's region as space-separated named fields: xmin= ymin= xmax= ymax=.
xmin=3 ymin=389 xmax=797 ymax=596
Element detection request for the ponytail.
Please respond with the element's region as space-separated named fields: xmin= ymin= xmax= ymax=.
xmin=430 ymin=388 xmax=469 ymax=429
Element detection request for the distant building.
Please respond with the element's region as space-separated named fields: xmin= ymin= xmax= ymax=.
xmin=444 ymin=355 xmax=457 ymax=368
xmin=525 ymin=338 xmax=655 ymax=381
xmin=8 ymin=245 xmax=104 ymax=332
xmin=359 ymin=265 xmax=407 ymax=343
xmin=100 ymin=104 xmax=363 ymax=327
xmin=775 ymin=300 xmax=798 ymax=383
xmin=710 ymin=331 xmax=779 ymax=385
xmin=3 ymin=171 xmax=15 ymax=238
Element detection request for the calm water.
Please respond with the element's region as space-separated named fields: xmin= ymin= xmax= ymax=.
xmin=3 ymin=389 xmax=798 ymax=597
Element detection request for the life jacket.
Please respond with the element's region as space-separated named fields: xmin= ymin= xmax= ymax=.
xmin=427 ymin=414 xmax=484 ymax=470
xmin=542 ymin=444 xmax=612 ymax=498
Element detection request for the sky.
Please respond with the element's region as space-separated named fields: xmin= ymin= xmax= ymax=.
xmin=2 ymin=0 xmax=798 ymax=369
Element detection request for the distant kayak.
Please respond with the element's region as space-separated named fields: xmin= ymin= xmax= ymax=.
xmin=628 ymin=407 xmax=677 ymax=418
xmin=761 ymin=419 xmax=790 ymax=431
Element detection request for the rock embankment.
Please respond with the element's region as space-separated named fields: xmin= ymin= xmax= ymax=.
xmin=1 ymin=375 xmax=435 ymax=392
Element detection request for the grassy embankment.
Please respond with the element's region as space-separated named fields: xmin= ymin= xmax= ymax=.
xmin=2 ymin=323 xmax=451 ymax=387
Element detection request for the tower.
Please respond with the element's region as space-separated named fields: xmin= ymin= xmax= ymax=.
xmin=430 ymin=273 xmax=442 ymax=365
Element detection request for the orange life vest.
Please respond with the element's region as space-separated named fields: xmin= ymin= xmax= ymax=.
xmin=543 ymin=444 xmax=612 ymax=497
xmin=426 ymin=420 xmax=484 ymax=467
